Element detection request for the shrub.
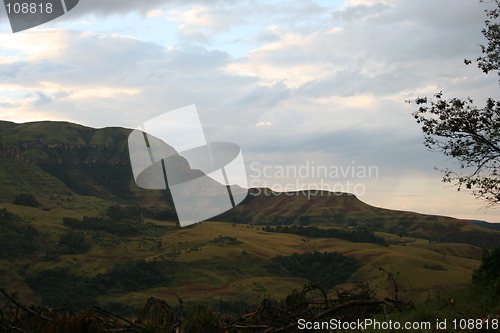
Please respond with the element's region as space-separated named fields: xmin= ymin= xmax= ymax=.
xmin=58 ymin=231 xmax=90 ymax=254
xmin=472 ymin=246 xmax=500 ymax=293
xmin=12 ymin=193 xmax=39 ymax=207
xmin=0 ymin=208 xmax=39 ymax=257
xmin=271 ymin=251 xmax=359 ymax=290
xmin=181 ymin=305 xmax=222 ymax=333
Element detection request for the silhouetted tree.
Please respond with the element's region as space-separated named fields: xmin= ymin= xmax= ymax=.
xmin=411 ymin=1 xmax=499 ymax=206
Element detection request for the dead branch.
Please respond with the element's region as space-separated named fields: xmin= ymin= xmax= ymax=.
xmin=93 ymin=305 xmax=145 ymax=329
xmin=0 ymin=287 xmax=52 ymax=322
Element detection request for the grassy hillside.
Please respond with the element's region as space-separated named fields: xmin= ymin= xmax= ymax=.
xmin=0 ymin=120 xmax=498 ymax=317
xmin=0 ymin=120 xmax=127 ymax=147
xmin=2 ymin=120 xmax=497 ymax=247
xmin=0 ymin=121 xmax=178 ymax=210
xmin=0 ymin=157 xmax=73 ymax=201
xmin=0 ymin=200 xmax=485 ymax=313
xmin=215 ymin=189 xmax=500 ymax=248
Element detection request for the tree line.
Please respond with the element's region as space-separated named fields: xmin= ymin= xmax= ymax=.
xmin=263 ymin=225 xmax=388 ymax=245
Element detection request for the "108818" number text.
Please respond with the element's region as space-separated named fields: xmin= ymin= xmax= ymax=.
xmin=6 ymin=2 xmax=53 ymax=14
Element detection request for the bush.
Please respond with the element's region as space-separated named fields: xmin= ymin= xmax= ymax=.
xmin=26 ymin=268 xmax=96 ymax=308
xmin=12 ymin=193 xmax=39 ymax=207
xmin=63 ymin=216 xmax=139 ymax=236
xmin=423 ymin=264 xmax=447 ymax=271
xmin=0 ymin=208 xmax=39 ymax=257
xmin=271 ymin=251 xmax=359 ymax=290
xmin=94 ymin=260 xmax=170 ymax=293
xmin=472 ymin=246 xmax=500 ymax=294
xmin=27 ymin=261 xmax=171 ymax=308
xmin=105 ymin=204 xmax=142 ymax=220
xmin=58 ymin=231 xmax=90 ymax=254
xmin=207 ymin=236 xmax=243 ymax=246
xmin=181 ymin=305 xmax=222 ymax=333
xmin=264 ymin=225 xmax=387 ymax=245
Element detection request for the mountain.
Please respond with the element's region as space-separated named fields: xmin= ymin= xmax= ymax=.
xmin=215 ymin=189 xmax=500 ymax=248
xmin=1 ymin=120 xmax=499 ymax=248
xmin=0 ymin=120 xmax=499 ymax=313
xmin=0 ymin=120 xmax=180 ymax=211
xmin=469 ymin=220 xmax=500 ymax=231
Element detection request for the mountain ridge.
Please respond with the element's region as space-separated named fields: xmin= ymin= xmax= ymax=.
xmin=1 ymin=120 xmax=499 ymax=248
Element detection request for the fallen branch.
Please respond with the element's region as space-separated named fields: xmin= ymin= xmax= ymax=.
xmin=0 ymin=287 xmax=52 ymax=322
xmin=93 ymin=305 xmax=144 ymax=330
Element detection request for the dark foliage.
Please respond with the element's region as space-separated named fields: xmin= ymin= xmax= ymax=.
xmin=58 ymin=231 xmax=90 ymax=254
xmin=423 ymin=264 xmax=447 ymax=271
xmin=411 ymin=1 xmax=500 ymax=206
xmin=3 ymin=245 xmax=500 ymax=332
xmin=206 ymin=236 xmax=243 ymax=246
xmin=226 ymin=284 xmax=385 ymax=332
xmin=412 ymin=93 xmax=499 ymax=205
xmin=39 ymin=157 xmax=132 ymax=200
xmin=466 ymin=0 xmax=500 ymax=77
xmin=12 ymin=193 xmax=39 ymax=207
xmin=271 ymin=252 xmax=360 ymax=290
xmin=26 ymin=261 xmax=170 ymax=308
xmin=181 ymin=305 xmax=222 ymax=333
xmin=211 ymin=300 xmax=252 ymax=317
xmin=25 ymin=268 xmax=97 ymax=308
xmin=103 ymin=302 xmax=141 ymax=317
xmin=144 ymin=207 xmax=178 ymax=221
xmin=62 ymin=205 xmax=170 ymax=236
xmin=4 ymin=253 xmax=500 ymax=333
xmin=63 ymin=216 xmax=140 ymax=236
xmin=105 ymin=204 xmax=142 ymax=220
xmin=94 ymin=260 xmax=170 ymax=294
xmin=0 ymin=208 xmax=39 ymax=257
xmin=263 ymin=225 xmax=387 ymax=245
xmin=0 ymin=207 xmax=16 ymax=221
xmin=472 ymin=246 xmax=500 ymax=293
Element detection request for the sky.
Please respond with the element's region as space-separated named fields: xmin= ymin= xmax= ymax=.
xmin=0 ymin=0 xmax=498 ymax=222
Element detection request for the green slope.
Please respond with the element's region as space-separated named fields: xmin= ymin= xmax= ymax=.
xmin=0 ymin=120 xmax=177 ymax=209
xmin=1 ymin=120 xmax=499 ymax=248
xmin=0 ymin=203 xmax=485 ymax=312
xmin=0 ymin=157 xmax=73 ymax=201
xmin=214 ymin=189 xmax=500 ymax=248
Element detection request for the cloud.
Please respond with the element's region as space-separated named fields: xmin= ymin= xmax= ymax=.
xmin=146 ymin=9 xmax=165 ymax=18
xmin=332 ymin=2 xmax=391 ymax=24
xmin=166 ymin=5 xmax=243 ymax=41
xmin=0 ymin=28 xmax=255 ymax=127
xmin=0 ymin=1 xmax=495 ymax=137
xmin=0 ymin=30 xmax=69 ymax=60
xmin=0 ymin=0 xmax=498 ymax=220
xmin=224 ymin=0 xmax=498 ymax=132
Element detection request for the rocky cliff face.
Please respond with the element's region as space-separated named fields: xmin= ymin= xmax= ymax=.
xmin=0 ymin=121 xmax=148 ymax=202
xmin=0 ymin=121 xmax=131 ymax=165
xmin=0 ymin=144 xmax=21 ymax=158
xmin=0 ymin=121 xmax=193 ymax=211
xmin=1 ymin=142 xmax=129 ymax=165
